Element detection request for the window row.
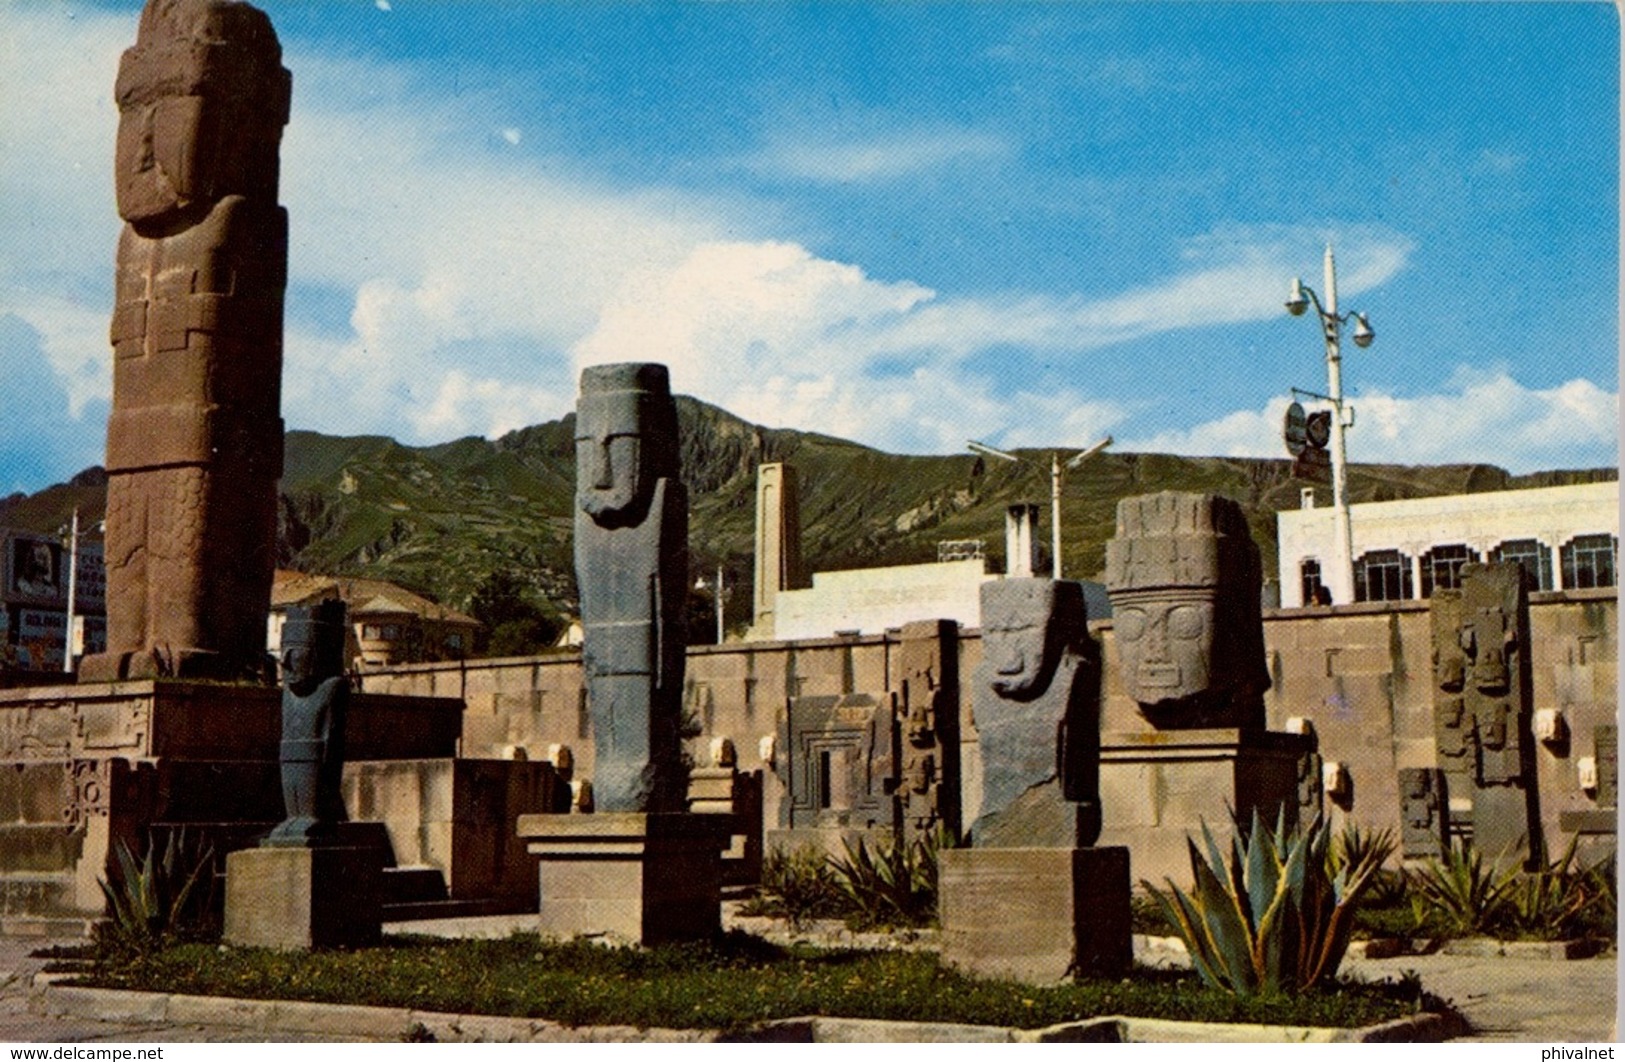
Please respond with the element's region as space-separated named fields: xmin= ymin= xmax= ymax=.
xmin=1300 ymin=534 xmax=1617 ymax=604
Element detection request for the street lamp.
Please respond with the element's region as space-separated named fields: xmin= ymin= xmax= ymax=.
xmin=968 ymin=435 xmax=1113 ymax=580
xmin=1286 ymin=244 xmax=1375 ymax=605
xmin=693 ymin=565 xmax=728 ymax=644
xmin=57 ymin=509 xmax=103 ymax=674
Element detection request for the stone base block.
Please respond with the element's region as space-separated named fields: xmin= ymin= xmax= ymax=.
xmin=939 ymin=846 xmax=1131 ymax=983
xmin=224 ymin=845 xmax=384 ymax=950
xmin=1098 ymin=728 xmax=1313 ymax=885
xmin=517 ymin=812 xmax=729 ymax=945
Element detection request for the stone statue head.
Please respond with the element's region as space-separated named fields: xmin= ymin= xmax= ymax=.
xmin=280 ymin=599 xmax=347 ymax=695
xmin=979 ymin=578 xmax=1086 ymax=701
xmin=114 ymin=0 xmax=291 ymax=226
xmin=575 ymin=363 xmax=679 ymax=528
xmin=1104 ymin=492 xmax=1268 ymax=727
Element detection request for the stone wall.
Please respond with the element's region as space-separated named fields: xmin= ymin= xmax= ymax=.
xmin=361 ymin=588 xmax=1617 ymax=862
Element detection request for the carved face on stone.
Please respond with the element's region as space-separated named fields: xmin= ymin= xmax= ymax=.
xmin=280 ymin=601 xmax=345 ymax=694
xmin=575 ymin=363 xmax=674 ymax=527
xmin=1111 ymin=589 xmax=1215 ymax=707
xmin=980 ymin=580 xmax=1063 ymax=701
xmin=114 ymin=0 xmax=289 ymax=225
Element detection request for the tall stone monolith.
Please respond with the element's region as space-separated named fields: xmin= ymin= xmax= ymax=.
xmin=82 ymin=0 xmax=291 ymax=682
xmin=519 ymin=362 xmax=726 ymax=945
xmin=940 ymin=576 xmax=1129 ymax=983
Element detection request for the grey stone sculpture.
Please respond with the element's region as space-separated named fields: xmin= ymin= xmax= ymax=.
xmin=265 ymin=599 xmax=350 ymax=847
xmin=971 ymin=578 xmax=1101 ymax=848
xmin=574 ymin=363 xmax=688 ymax=812
xmin=1103 ymin=492 xmax=1269 ymax=729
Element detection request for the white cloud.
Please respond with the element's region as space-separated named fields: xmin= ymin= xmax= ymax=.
xmin=756 ymin=126 xmax=1008 ymax=183
xmin=1122 ymin=370 xmax=1620 ymax=474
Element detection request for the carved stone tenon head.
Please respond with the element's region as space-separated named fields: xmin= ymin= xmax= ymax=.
xmin=979 ymin=577 xmax=1086 ymax=701
xmin=1104 ymin=491 xmax=1268 ymax=727
xmin=575 ymin=362 xmax=679 ymax=528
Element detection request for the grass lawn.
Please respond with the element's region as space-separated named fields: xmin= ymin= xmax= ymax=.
xmin=73 ymin=932 xmax=1444 ymax=1032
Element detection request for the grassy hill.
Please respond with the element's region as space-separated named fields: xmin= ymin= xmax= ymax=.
xmin=3 ymin=396 xmax=1614 ymax=634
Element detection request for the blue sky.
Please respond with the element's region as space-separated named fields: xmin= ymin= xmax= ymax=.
xmin=0 ymin=2 xmax=1617 ymax=494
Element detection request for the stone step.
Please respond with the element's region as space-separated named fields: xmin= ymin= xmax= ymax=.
xmin=0 ymin=824 xmax=86 ymax=873
xmin=380 ymin=896 xmax=527 ymax=922
xmin=381 ymin=866 xmax=448 ymax=905
xmin=0 ymin=873 xmax=80 ymax=919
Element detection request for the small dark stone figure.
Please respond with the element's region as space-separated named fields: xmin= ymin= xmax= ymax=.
xmin=574 ymin=363 xmax=688 ymax=812
xmin=264 ymin=600 xmax=350 ymax=847
xmin=1103 ymin=492 xmax=1269 ymax=729
xmin=971 ymin=578 xmax=1101 ymax=848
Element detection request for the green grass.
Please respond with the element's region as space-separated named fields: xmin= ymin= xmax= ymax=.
xmin=75 ymin=932 xmax=1445 ymax=1032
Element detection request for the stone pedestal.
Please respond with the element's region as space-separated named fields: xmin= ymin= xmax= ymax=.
xmin=1098 ymin=728 xmax=1313 ymax=886
xmin=516 ymin=812 xmax=729 ymax=945
xmin=939 ymin=846 xmax=1131 ymax=983
xmin=223 ymin=844 xmax=384 ymax=949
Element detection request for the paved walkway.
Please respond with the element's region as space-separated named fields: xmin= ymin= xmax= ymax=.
xmin=0 ymin=927 xmax=1614 ymax=1043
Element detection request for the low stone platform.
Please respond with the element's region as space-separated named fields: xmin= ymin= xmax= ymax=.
xmin=939 ymin=846 xmax=1131 ymax=983
xmin=224 ymin=844 xmax=385 ymax=950
xmin=516 ymin=812 xmax=731 ymax=945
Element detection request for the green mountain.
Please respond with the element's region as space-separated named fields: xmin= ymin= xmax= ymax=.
xmin=3 ymin=396 xmax=1615 ymax=635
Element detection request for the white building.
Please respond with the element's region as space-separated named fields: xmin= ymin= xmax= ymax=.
xmin=770 ymin=558 xmax=993 ymax=640
xmin=1276 ymin=481 xmax=1619 ymax=607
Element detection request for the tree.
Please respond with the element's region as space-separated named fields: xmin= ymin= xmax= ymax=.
xmin=468 ymin=570 xmax=559 ymax=657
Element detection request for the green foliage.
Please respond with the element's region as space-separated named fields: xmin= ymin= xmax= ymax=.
xmin=95 ymin=828 xmax=217 ymax=958
xmin=740 ymin=845 xmax=845 ymax=928
xmin=1142 ymin=810 xmax=1392 ymax=997
xmin=827 ymin=832 xmax=941 ymax=930
xmin=1404 ymin=841 xmax=1519 ymax=937
xmin=79 ymin=931 xmax=1443 ymax=1032
xmin=469 ymin=570 xmax=559 ymax=656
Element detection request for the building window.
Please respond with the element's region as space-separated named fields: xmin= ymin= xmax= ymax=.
xmin=1354 ymin=550 xmax=1414 ymax=602
xmin=1562 ymin=534 xmax=1618 ymax=590
xmin=1490 ymin=539 xmax=1554 ymax=592
xmin=362 ymin=624 xmax=380 ymax=640
xmin=1299 ymin=559 xmax=1328 ymax=606
xmin=444 ymin=632 xmax=464 ymax=652
xmin=1420 ymin=544 xmax=1478 ymax=598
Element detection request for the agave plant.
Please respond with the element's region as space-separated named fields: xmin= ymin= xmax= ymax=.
xmin=96 ymin=827 xmax=216 ymax=957
xmin=827 ymin=831 xmax=941 ymax=930
xmin=1406 ymin=839 xmax=1518 ymax=937
xmin=1142 ymin=808 xmax=1391 ymax=996
xmin=1497 ymin=838 xmax=1606 ymax=941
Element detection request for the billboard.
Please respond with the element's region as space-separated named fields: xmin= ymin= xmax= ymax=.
xmin=16 ymin=608 xmax=66 ymax=671
xmin=6 ymin=533 xmax=61 ymax=606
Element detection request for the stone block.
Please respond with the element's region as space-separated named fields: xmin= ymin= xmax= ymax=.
xmin=518 ymin=812 xmax=729 ymax=945
xmin=939 ymin=846 xmax=1131 ymax=983
xmin=223 ymin=845 xmax=383 ymax=949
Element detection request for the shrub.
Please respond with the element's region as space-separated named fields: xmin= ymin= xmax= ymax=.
xmin=1493 ymin=839 xmax=1611 ymax=941
xmin=828 ymin=831 xmax=941 ymax=930
xmin=1142 ymin=809 xmax=1390 ymax=997
xmin=1405 ymin=840 xmax=1518 ymax=937
xmin=96 ymin=828 xmax=217 ymax=959
xmin=740 ymin=845 xmax=844 ymax=928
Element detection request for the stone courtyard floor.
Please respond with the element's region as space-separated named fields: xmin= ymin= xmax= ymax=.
xmin=0 ymin=919 xmax=1614 ymax=1043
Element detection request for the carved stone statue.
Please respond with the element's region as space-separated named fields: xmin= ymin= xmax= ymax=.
xmin=264 ymin=600 xmax=350 ymax=847
xmin=971 ymin=578 xmax=1100 ymax=848
xmin=81 ymin=0 xmax=290 ymax=683
xmin=895 ymin=619 xmax=960 ymax=841
xmin=1103 ymin=492 xmax=1269 ymax=729
xmin=574 ymin=363 xmax=688 ymax=812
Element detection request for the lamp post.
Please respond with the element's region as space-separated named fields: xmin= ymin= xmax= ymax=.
xmin=1286 ymin=244 xmax=1375 ymax=605
xmin=694 ymin=565 xmax=727 ymax=644
xmin=967 ymin=436 xmax=1112 ymax=580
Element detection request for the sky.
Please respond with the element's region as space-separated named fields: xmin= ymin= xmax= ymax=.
xmin=0 ymin=1 xmax=1618 ymax=494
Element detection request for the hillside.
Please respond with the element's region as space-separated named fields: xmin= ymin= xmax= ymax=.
xmin=2 ymin=396 xmax=1614 ymax=633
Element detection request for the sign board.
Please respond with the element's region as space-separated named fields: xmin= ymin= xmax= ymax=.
xmin=1306 ymin=410 xmax=1333 ymax=450
xmin=1282 ymin=402 xmax=1308 ymax=457
xmin=1292 ymin=445 xmax=1332 ymax=484
xmin=6 ymin=533 xmax=61 ymax=606
xmin=16 ymin=608 xmax=66 ymax=671
xmin=74 ymin=544 xmax=106 ymax=612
